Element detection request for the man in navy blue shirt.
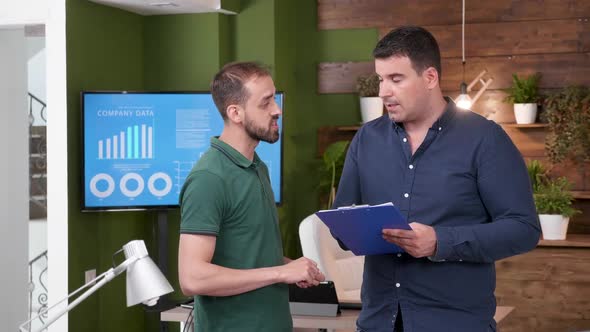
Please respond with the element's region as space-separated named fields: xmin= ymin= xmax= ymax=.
xmin=332 ymin=26 xmax=540 ymax=332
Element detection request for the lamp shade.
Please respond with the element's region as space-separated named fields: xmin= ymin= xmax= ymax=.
xmin=123 ymin=240 xmax=174 ymax=307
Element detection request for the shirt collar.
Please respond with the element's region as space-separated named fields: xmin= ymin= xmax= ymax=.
xmin=210 ymin=136 xmax=260 ymax=169
xmin=432 ymin=97 xmax=457 ymax=131
xmin=391 ymin=96 xmax=457 ymax=132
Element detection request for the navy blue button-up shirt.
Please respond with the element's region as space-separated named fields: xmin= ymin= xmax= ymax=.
xmin=333 ymin=100 xmax=540 ymax=332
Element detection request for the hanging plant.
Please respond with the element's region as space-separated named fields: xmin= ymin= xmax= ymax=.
xmin=543 ymin=86 xmax=590 ymax=165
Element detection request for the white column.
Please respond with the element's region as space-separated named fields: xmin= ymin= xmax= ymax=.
xmin=46 ymin=1 xmax=69 ymax=331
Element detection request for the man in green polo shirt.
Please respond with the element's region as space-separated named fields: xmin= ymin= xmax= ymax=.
xmin=178 ymin=62 xmax=325 ymax=332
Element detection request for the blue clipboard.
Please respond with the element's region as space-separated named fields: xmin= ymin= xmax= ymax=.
xmin=315 ymin=202 xmax=412 ymax=256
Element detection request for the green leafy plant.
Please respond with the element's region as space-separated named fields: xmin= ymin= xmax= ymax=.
xmin=526 ymin=160 xmax=580 ymax=217
xmin=534 ymin=177 xmax=580 ymax=217
xmin=527 ymin=159 xmax=547 ymax=193
xmin=356 ymin=74 xmax=380 ymax=97
xmin=319 ymin=141 xmax=350 ymax=209
xmin=504 ymin=73 xmax=542 ymax=104
xmin=543 ymin=86 xmax=590 ymax=164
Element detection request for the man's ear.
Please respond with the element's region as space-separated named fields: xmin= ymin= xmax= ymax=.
xmin=423 ymin=67 xmax=439 ymax=90
xmin=226 ymin=104 xmax=243 ymax=124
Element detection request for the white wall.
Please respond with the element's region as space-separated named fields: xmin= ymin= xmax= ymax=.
xmin=0 ymin=0 xmax=48 ymax=26
xmin=29 ymin=220 xmax=47 ymax=260
xmin=0 ymin=27 xmax=30 ymax=331
xmin=27 ymin=36 xmax=46 ymax=101
xmin=27 ymin=35 xmax=48 ymax=263
xmin=28 ymin=36 xmax=47 ymax=125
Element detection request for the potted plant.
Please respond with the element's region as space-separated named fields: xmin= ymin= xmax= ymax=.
xmin=543 ymin=86 xmax=590 ymax=165
xmin=535 ymin=177 xmax=580 ymax=240
xmin=504 ymin=73 xmax=541 ymax=124
xmin=319 ymin=141 xmax=350 ymax=209
xmin=527 ymin=160 xmax=580 ymax=240
xmin=356 ymin=74 xmax=383 ymax=123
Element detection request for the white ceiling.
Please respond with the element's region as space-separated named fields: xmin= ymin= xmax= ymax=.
xmin=88 ymin=0 xmax=236 ymax=16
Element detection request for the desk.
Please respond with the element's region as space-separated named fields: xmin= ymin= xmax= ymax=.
xmin=162 ymin=305 xmax=514 ymax=331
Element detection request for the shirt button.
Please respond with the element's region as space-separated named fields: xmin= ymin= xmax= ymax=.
xmin=397 ymin=253 xmax=402 ymax=257
xmin=396 ymin=283 xmax=401 ymax=288
xmin=438 ymin=126 xmax=442 ymax=131
xmin=408 ymin=164 xmax=414 ymax=169
xmin=459 ymin=259 xmax=463 ymax=262
xmin=402 ymin=137 xmax=408 ymax=142
xmin=404 ymin=193 xmax=409 ymax=198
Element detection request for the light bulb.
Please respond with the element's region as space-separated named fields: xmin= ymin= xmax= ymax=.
xmin=143 ymin=297 xmax=159 ymax=306
xmin=455 ymin=94 xmax=472 ymax=110
xmin=455 ymin=82 xmax=472 ymax=110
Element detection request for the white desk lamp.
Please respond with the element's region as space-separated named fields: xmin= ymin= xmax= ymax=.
xmin=19 ymin=240 xmax=174 ymax=332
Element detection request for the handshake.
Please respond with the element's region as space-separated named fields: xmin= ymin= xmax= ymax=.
xmin=276 ymin=257 xmax=326 ymax=288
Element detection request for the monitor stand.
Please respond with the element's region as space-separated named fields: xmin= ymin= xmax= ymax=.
xmin=157 ymin=210 xmax=170 ymax=332
xmin=157 ymin=210 xmax=168 ymax=276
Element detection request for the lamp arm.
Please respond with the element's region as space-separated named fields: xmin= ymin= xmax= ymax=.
xmin=467 ymin=70 xmax=488 ymax=92
xmin=20 ymin=256 xmax=138 ymax=332
xmin=19 ymin=270 xmax=110 ymax=332
xmin=471 ymin=78 xmax=494 ymax=105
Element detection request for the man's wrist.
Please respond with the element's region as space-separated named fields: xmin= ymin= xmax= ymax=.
xmin=428 ymin=227 xmax=452 ymax=262
xmin=428 ymin=241 xmax=446 ymax=262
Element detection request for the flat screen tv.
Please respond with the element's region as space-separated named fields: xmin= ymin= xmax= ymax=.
xmin=81 ymin=91 xmax=284 ymax=211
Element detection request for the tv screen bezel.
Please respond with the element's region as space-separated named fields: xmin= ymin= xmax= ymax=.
xmin=80 ymin=90 xmax=285 ymax=212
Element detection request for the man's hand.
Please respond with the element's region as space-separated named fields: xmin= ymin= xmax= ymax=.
xmin=276 ymin=257 xmax=325 ymax=286
xmin=382 ymin=222 xmax=437 ymax=258
xmin=295 ymin=280 xmax=322 ymax=289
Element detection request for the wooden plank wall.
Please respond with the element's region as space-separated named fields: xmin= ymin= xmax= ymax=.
xmin=317 ymin=0 xmax=590 ymax=122
xmin=317 ymin=1 xmax=590 ymax=331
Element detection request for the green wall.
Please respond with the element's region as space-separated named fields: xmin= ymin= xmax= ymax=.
xmin=143 ymin=14 xmax=225 ymax=91
xmin=66 ymin=0 xmax=378 ymax=330
xmin=66 ymin=1 xmax=160 ymax=331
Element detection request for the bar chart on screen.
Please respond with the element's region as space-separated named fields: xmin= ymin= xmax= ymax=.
xmin=97 ymin=123 xmax=155 ymax=160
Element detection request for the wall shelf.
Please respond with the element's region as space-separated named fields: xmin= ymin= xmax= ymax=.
xmin=538 ymin=234 xmax=590 ymax=248
xmin=500 ymin=123 xmax=548 ymax=128
xmin=340 ymin=124 xmax=550 ymax=131
xmin=573 ymin=191 xmax=590 ymax=200
xmin=335 ymin=126 xmax=361 ymax=132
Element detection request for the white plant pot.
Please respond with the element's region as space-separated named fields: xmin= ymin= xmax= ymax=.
xmin=539 ymin=214 xmax=570 ymax=240
xmin=360 ymin=97 xmax=383 ymax=123
xmin=514 ymin=103 xmax=537 ymax=124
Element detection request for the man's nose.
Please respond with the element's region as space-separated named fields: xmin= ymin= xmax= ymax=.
xmin=272 ymin=102 xmax=282 ymax=116
xmin=378 ymin=82 xmax=393 ymax=98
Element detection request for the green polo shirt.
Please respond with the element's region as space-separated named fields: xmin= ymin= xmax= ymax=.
xmin=179 ymin=137 xmax=291 ymax=332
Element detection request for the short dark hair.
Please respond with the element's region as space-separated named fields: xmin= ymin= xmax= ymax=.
xmin=373 ymin=26 xmax=442 ymax=79
xmin=210 ymin=61 xmax=271 ymax=120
